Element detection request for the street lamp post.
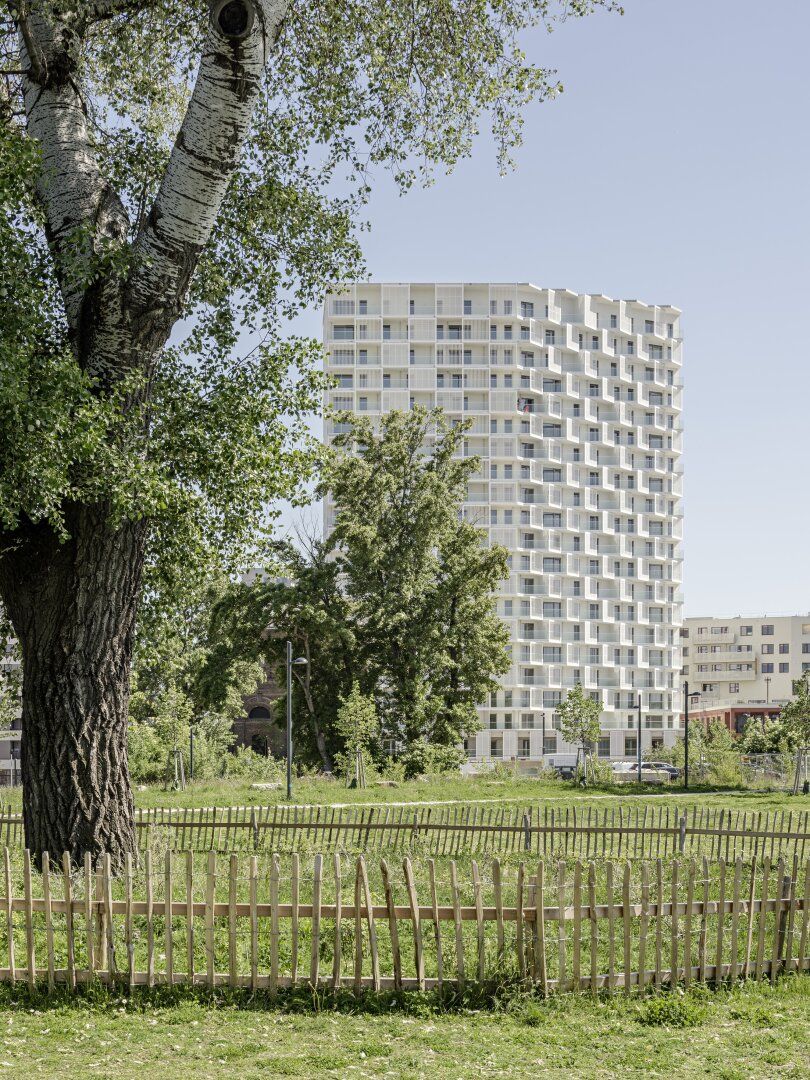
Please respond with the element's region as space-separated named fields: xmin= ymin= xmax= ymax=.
xmin=765 ymin=676 xmax=771 ymax=704
xmin=285 ymin=641 xmax=308 ymax=801
xmin=636 ymin=693 xmax=643 ymax=781
xmin=683 ymin=682 xmax=700 ymax=790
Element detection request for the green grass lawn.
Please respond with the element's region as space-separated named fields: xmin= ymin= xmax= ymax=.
xmin=1 ymin=775 xmax=798 ymax=814
xmin=3 ymin=773 xmax=807 ymax=815
xmin=0 ymin=977 xmax=806 ymax=1078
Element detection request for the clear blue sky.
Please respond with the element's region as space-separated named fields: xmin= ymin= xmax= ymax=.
xmin=282 ymin=0 xmax=810 ymax=618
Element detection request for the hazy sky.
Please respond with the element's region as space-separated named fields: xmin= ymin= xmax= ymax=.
xmin=282 ymin=0 xmax=810 ymax=619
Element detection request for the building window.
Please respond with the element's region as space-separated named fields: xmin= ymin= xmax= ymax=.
xmin=740 ymin=625 xmax=753 ymax=636
xmin=729 ymin=683 xmax=740 ymax=694
xmin=624 ymin=734 xmax=637 ymax=756
xmin=761 ymin=663 xmax=774 ymax=673
xmin=761 ymin=624 xmax=774 ymax=636
xmin=762 ymin=644 xmax=774 ymax=655
xmin=543 ymin=735 xmax=557 ymax=755
xmin=779 ymin=663 xmax=789 ymax=674
xmin=521 ymin=713 xmax=534 ymax=729
xmin=597 ymin=736 xmax=611 ymax=758
xmin=779 ymin=643 xmax=789 ymax=654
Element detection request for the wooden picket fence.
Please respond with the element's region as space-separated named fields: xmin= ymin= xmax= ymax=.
xmin=1 ymin=848 xmax=808 ymax=995
xmin=1 ymin=806 xmax=808 ymax=861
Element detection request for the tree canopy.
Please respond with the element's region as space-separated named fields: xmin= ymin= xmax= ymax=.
xmin=202 ymin=407 xmax=511 ymax=770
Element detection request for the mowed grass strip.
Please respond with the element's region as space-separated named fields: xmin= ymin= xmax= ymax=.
xmin=3 ymin=774 xmax=806 ymax=814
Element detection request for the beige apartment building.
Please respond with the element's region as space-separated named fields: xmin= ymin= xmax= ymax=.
xmin=681 ymin=614 xmax=810 ymax=730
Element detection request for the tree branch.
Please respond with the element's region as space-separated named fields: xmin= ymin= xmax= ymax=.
xmin=76 ymin=0 xmax=155 ymax=23
xmin=127 ymin=0 xmax=287 ymax=333
xmin=18 ymin=7 xmax=130 ymax=332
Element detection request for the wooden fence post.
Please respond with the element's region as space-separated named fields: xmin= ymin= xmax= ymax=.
xmin=62 ymin=851 xmax=75 ymax=991
xmin=773 ymin=866 xmax=792 ymax=983
xmin=679 ymin=812 xmax=687 ymax=855
xmin=23 ymin=849 xmax=34 ymax=990
xmin=523 ymin=811 xmax=531 ymax=853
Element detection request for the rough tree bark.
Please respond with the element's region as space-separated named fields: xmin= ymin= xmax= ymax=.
xmin=0 ymin=511 xmax=146 ymax=864
xmin=0 ymin=0 xmax=287 ymax=867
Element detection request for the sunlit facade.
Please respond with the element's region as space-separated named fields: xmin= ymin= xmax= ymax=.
xmin=323 ymin=283 xmax=684 ymax=763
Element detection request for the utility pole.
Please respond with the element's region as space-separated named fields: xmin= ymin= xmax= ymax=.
xmin=683 ymin=679 xmax=690 ymax=790
xmin=285 ymin=641 xmax=308 ymax=801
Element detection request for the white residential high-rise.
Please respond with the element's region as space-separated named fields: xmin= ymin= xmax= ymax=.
xmin=322 ymin=283 xmax=684 ymax=763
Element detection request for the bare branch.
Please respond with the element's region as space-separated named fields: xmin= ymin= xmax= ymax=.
xmin=15 ymin=8 xmax=45 ymax=82
xmin=77 ymin=0 xmax=154 ymax=22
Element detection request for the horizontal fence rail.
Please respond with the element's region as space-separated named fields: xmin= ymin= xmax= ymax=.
xmin=0 ymin=849 xmax=807 ymax=996
xmin=0 ymin=806 xmax=808 ymax=861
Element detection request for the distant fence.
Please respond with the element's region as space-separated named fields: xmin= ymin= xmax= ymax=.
xmin=0 ymin=848 xmax=807 ymax=995
xmin=1 ymin=805 xmax=808 ymax=861
xmin=136 ymin=804 xmax=809 ymax=861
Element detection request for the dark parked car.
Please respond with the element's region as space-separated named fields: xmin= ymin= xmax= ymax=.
xmin=552 ymin=764 xmax=577 ymax=780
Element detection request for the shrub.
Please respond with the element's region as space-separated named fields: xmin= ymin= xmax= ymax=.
xmin=221 ymin=747 xmax=285 ymax=783
xmin=398 ymin=741 xmax=465 ymax=780
xmin=635 ymin=994 xmax=706 ymax=1028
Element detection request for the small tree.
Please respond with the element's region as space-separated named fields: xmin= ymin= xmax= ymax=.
xmin=556 ymin=684 xmax=602 ymax=785
xmin=335 ymin=683 xmax=380 ymax=789
xmin=780 ymin=673 xmax=810 ymax=748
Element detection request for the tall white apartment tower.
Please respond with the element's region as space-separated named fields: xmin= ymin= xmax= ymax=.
xmin=322 ymin=283 xmax=684 ymax=763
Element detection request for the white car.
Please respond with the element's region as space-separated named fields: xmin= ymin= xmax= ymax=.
xmin=611 ymin=761 xmax=669 ymax=784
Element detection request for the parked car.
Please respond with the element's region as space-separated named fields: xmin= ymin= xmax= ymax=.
xmin=546 ymin=754 xmax=578 ymax=780
xmin=611 ymin=761 xmax=670 ymax=784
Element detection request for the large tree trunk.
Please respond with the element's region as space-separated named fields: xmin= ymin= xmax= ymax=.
xmin=0 ymin=508 xmax=145 ymax=867
xmin=2 ymin=0 xmax=287 ymax=866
